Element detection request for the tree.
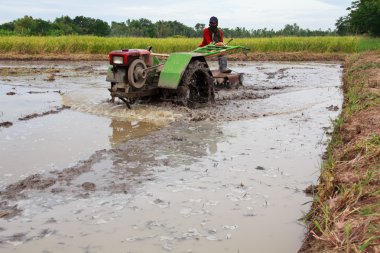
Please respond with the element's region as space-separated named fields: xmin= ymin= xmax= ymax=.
xmin=110 ymin=22 xmax=128 ymax=37
xmin=0 ymin=16 xmax=338 ymax=38
xmin=92 ymin=19 xmax=111 ymax=36
xmin=32 ymin=18 xmax=52 ymax=35
xmin=195 ymin=23 xmax=205 ymax=36
xmin=337 ymin=0 xmax=380 ymax=36
xmin=0 ymin=21 xmax=15 ymax=31
xmin=335 ymin=16 xmax=351 ymax=35
xmin=10 ymin=16 xmax=53 ymax=35
xmin=14 ymin=16 xmax=34 ymax=35
xmin=73 ymin=16 xmax=110 ymax=36
xmin=126 ymin=18 xmax=149 ymax=37
xmin=282 ymin=23 xmax=301 ymax=36
xmin=52 ymin=16 xmax=78 ymax=35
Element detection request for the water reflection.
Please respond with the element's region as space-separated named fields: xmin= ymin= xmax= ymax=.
xmin=109 ymin=119 xmax=160 ymax=147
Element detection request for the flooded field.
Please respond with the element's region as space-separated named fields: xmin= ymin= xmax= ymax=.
xmin=0 ymin=60 xmax=342 ymax=253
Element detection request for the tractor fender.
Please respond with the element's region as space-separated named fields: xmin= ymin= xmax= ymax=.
xmin=158 ymin=53 xmax=208 ymax=89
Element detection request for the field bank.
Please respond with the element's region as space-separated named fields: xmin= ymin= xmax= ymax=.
xmin=300 ymin=52 xmax=380 ymax=252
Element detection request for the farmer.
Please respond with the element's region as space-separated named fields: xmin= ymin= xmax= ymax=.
xmin=200 ymin=16 xmax=231 ymax=73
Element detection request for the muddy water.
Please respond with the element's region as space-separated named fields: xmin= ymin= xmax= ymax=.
xmin=0 ymin=61 xmax=342 ymax=252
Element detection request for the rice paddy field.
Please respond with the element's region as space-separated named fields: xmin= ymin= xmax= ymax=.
xmin=0 ymin=35 xmax=379 ymax=55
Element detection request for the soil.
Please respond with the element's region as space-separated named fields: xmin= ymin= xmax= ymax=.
xmin=0 ymin=59 xmax=344 ymax=252
xmin=0 ymin=201 xmax=22 ymax=219
xmin=0 ymin=121 xmax=13 ymax=128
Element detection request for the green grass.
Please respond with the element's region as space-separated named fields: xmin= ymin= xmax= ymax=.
xmin=345 ymin=60 xmax=380 ymax=117
xmin=234 ymin=36 xmax=360 ymax=53
xmin=0 ymin=35 xmax=379 ymax=55
xmin=358 ymin=38 xmax=380 ymax=51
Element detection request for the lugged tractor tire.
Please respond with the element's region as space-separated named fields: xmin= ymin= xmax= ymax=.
xmin=177 ymin=60 xmax=215 ymax=108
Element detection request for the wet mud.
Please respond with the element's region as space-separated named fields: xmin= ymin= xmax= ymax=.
xmin=0 ymin=60 xmax=343 ymax=252
xmin=18 ymin=105 xmax=70 ymax=121
xmin=0 ymin=122 xmax=12 ymax=128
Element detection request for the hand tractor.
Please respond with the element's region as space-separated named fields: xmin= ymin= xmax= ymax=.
xmin=106 ymin=42 xmax=249 ymax=108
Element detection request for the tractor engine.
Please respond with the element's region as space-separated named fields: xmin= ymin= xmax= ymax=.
xmin=106 ymin=49 xmax=155 ymax=98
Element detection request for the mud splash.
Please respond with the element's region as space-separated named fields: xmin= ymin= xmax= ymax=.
xmin=0 ymin=60 xmax=342 ymax=253
xmin=62 ymin=93 xmax=181 ymax=126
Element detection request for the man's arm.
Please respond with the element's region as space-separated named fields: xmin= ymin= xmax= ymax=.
xmin=200 ymin=28 xmax=212 ymax=47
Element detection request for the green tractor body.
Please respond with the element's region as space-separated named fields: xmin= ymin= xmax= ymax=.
xmin=158 ymin=53 xmax=201 ymax=89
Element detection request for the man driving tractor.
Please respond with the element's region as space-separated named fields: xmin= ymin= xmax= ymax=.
xmin=200 ymin=16 xmax=231 ymax=73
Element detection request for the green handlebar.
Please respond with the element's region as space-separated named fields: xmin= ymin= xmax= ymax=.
xmin=192 ymin=43 xmax=250 ymax=57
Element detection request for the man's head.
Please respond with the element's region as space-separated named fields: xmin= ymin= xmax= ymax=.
xmin=209 ymin=16 xmax=218 ymax=27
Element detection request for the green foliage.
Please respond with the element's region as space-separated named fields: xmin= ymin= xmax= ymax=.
xmin=224 ymin=23 xmax=335 ymax=38
xmin=337 ymin=0 xmax=380 ymax=36
xmin=125 ymin=18 xmax=156 ymax=37
xmin=335 ymin=16 xmax=351 ymax=36
xmin=194 ymin=23 xmax=206 ymax=36
xmin=0 ymin=16 xmax=338 ymax=38
xmin=0 ymin=29 xmax=16 ymax=36
xmin=52 ymin=16 xmax=77 ymax=35
xmin=110 ymin=22 xmax=127 ymax=37
xmin=73 ymin=16 xmax=110 ymax=36
xmin=3 ymin=15 xmax=53 ymax=35
xmin=153 ymin=20 xmax=196 ymax=38
xmin=359 ymin=238 xmax=374 ymax=251
xmin=0 ymin=15 xmax=110 ymax=36
xmin=358 ymin=37 xmax=380 ymax=51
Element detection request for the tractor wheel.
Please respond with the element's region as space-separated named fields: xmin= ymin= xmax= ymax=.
xmin=177 ymin=60 xmax=214 ymax=108
xmin=128 ymin=59 xmax=147 ymax=89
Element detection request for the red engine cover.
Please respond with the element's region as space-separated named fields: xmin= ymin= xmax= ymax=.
xmin=108 ymin=49 xmax=151 ymax=65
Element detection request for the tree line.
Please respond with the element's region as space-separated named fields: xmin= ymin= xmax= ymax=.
xmin=0 ymin=0 xmax=378 ymax=37
xmin=0 ymin=16 xmax=337 ymax=37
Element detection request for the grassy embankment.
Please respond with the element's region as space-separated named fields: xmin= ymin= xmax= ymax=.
xmin=0 ymin=36 xmax=379 ymax=61
xmin=300 ymin=52 xmax=380 ymax=252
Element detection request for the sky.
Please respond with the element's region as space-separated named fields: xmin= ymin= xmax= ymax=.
xmin=0 ymin=0 xmax=353 ymax=30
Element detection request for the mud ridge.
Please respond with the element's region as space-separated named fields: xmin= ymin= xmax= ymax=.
xmin=0 ymin=121 xmax=13 ymax=128
xmin=0 ymin=149 xmax=107 ymax=218
xmin=18 ymin=106 xmax=71 ymax=121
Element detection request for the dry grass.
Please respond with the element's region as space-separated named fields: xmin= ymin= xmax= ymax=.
xmin=300 ymin=52 xmax=380 ymax=253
